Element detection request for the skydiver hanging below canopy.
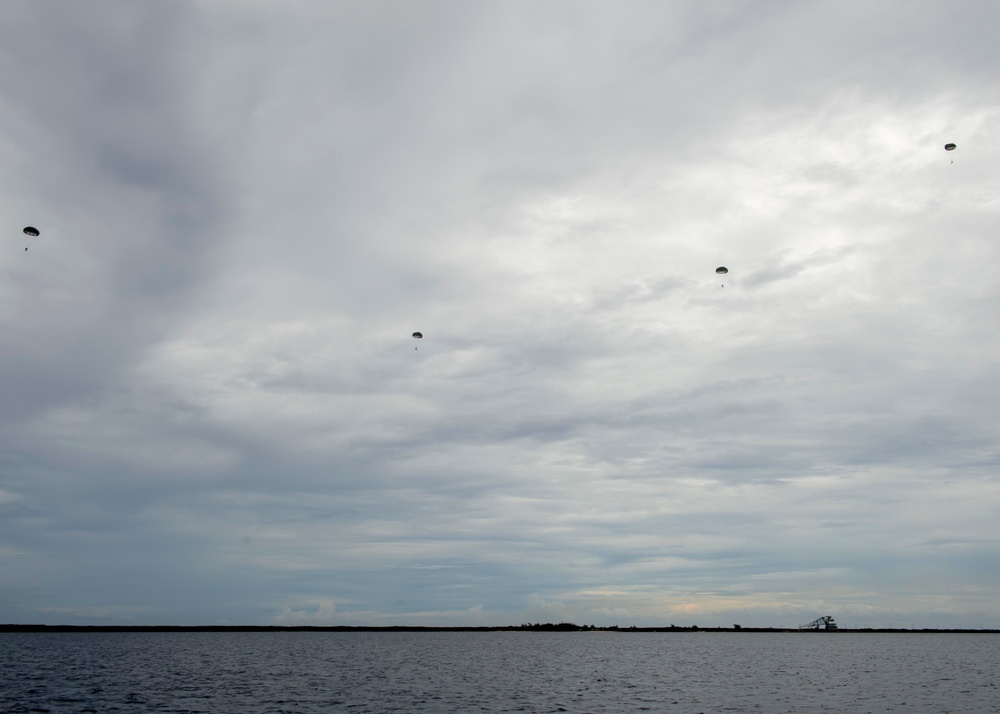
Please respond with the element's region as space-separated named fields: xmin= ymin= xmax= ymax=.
xmin=945 ymin=143 xmax=956 ymax=163
xmin=23 ymin=226 xmax=39 ymax=251
xmin=412 ymin=331 xmax=422 ymax=350
xmin=716 ymin=266 xmax=728 ymax=287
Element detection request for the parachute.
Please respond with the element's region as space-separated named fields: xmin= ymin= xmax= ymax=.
xmin=944 ymin=143 xmax=957 ymax=151
xmin=412 ymin=331 xmax=422 ymax=350
xmin=716 ymin=266 xmax=728 ymax=288
xmin=22 ymin=226 xmax=39 ymax=251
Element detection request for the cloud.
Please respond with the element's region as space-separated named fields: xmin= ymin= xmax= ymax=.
xmin=274 ymin=599 xmax=337 ymax=626
xmin=0 ymin=0 xmax=228 ymax=428
xmin=2 ymin=0 xmax=1000 ymax=628
xmin=36 ymin=605 xmax=153 ymax=622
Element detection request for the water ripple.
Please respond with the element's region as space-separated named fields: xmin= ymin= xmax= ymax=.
xmin=2 ymin=632 xmax=998 ymax=713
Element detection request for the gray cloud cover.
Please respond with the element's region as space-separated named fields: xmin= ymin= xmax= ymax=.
xmin=2 ymin=0 xmax=999 ymax=628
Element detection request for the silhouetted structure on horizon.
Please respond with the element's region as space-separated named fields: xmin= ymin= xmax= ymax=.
xmin=800 ymin=616 xmax=838 ymax=630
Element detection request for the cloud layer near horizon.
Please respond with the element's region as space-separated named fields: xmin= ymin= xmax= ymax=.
xmin=2 ymin=0 xmax=999 ymax=628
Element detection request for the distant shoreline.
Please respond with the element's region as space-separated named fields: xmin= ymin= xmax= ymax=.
xmin=2 ymin=624 xmax=998 ymax=634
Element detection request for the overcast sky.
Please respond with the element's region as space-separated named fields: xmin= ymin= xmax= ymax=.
xmin=2 ymin=0 xmax=999 ymax=628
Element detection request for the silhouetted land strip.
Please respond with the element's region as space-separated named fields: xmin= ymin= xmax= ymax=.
xmin=2 ymin=623 xmax=997 ymax=634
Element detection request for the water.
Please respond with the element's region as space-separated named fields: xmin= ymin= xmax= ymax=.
xmin=2 ymin=632 xmax=998 ymax=713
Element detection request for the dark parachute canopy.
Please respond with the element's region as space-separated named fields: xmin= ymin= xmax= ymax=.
xmin=412 ymin=332 xmax=423 ymax=339
xmin=944 ymin=143 xmax=957 ymax=151
xmin=715 ymin=266 xmax=728 ymax=275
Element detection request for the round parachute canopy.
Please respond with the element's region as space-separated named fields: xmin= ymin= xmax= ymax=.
xmin=23 ymin=226 xmax=40 ymax=237
xmin=412 ymin=332 xmax=423 ymax=339
xmin=716 ymin=266 xmax=728 ymax=275
xmin=944 ymin=143 xmax=957 ymax=151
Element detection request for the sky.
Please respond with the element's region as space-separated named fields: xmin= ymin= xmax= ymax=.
xmin=2 ymin=0 xmax=999 ymax=629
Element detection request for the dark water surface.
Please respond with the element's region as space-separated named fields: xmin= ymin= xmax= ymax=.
xmin=2 ymin=632 xmax=998 ymax=713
